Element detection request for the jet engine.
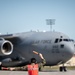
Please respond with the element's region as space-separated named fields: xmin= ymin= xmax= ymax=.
xmin=0 ymin=39 xmax=13 ymax=56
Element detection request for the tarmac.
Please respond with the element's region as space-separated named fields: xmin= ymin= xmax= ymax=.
xmin=0 ymin=70 xmax=75 ymax=75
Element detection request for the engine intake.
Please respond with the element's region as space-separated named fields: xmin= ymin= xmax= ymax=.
xmin=0 ymin=39 xmax=13 ymax=56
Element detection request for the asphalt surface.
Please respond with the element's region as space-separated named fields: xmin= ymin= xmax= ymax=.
xmin=0 ymin=70 xmax=75 ymax=75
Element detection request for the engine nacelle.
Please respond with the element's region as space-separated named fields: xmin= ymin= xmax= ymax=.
xmin=0 ymin=39 xmax=13 ymax=56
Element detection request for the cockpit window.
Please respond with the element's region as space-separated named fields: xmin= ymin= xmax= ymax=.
xmin=59 ymin=39 xmax=62 ymax=42
xmin=55 ymin=39 xmax=59 ymax=43
xmin=63 ymin=39 xmax=74 ymax=42
xmin=55 ymin=38 xmax=63 ymax=43
xmin=54 ymin=38 xmax=74 ymax=43
xmin=63 ymin=39 xmax=68 ymax=41
xmin=70 ymin=39 xmax=74 ymax=42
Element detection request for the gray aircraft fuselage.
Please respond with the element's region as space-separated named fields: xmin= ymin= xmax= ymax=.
xmin=0 ymin=31 xmax=74 ymax=67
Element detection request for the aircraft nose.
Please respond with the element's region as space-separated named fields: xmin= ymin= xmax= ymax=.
xmin=74 ymin=44 xmax=75 ymax=53
xmin=65 ymin=43 xmax=74 ymax=57
xmin=61 ymin=43 xmax=75 ymax=62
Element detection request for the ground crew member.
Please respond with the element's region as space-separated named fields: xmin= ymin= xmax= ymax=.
xmin=9 ymin=50 xmax=46 ymax=72
xmin=0 ymin=62 xmax=2 ymax=70
xmin=27 ymin=51 xmax=46 ymax=75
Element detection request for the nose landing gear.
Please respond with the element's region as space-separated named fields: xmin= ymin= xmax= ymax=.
xmin=59 ymin=66 xmax=67 ymax=72
xmin=59 ymin=64 xmax=67 ymax=72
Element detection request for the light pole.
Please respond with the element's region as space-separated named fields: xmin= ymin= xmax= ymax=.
xmin=46 ymin=19 xmax=55 ymax=31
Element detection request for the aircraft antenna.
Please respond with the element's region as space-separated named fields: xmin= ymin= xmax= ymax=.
xmin=46 ymin=19 xmax=55 ymax=31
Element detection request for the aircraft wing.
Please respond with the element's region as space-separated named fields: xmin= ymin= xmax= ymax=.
xmin=0 ymin=34 xmax=28 ymax=67
xmin=0 ymin=34 xmax=18 ymax=39
xmin=0 ymin=34 xmax=21 ymax=44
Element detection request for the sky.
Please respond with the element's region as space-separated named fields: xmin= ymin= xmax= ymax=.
xmin=0 ymin=0 xmax=75 ymax=39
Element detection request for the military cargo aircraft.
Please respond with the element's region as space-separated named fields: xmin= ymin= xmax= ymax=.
xmin=0 ymin=31 xmax=74 ymax=71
